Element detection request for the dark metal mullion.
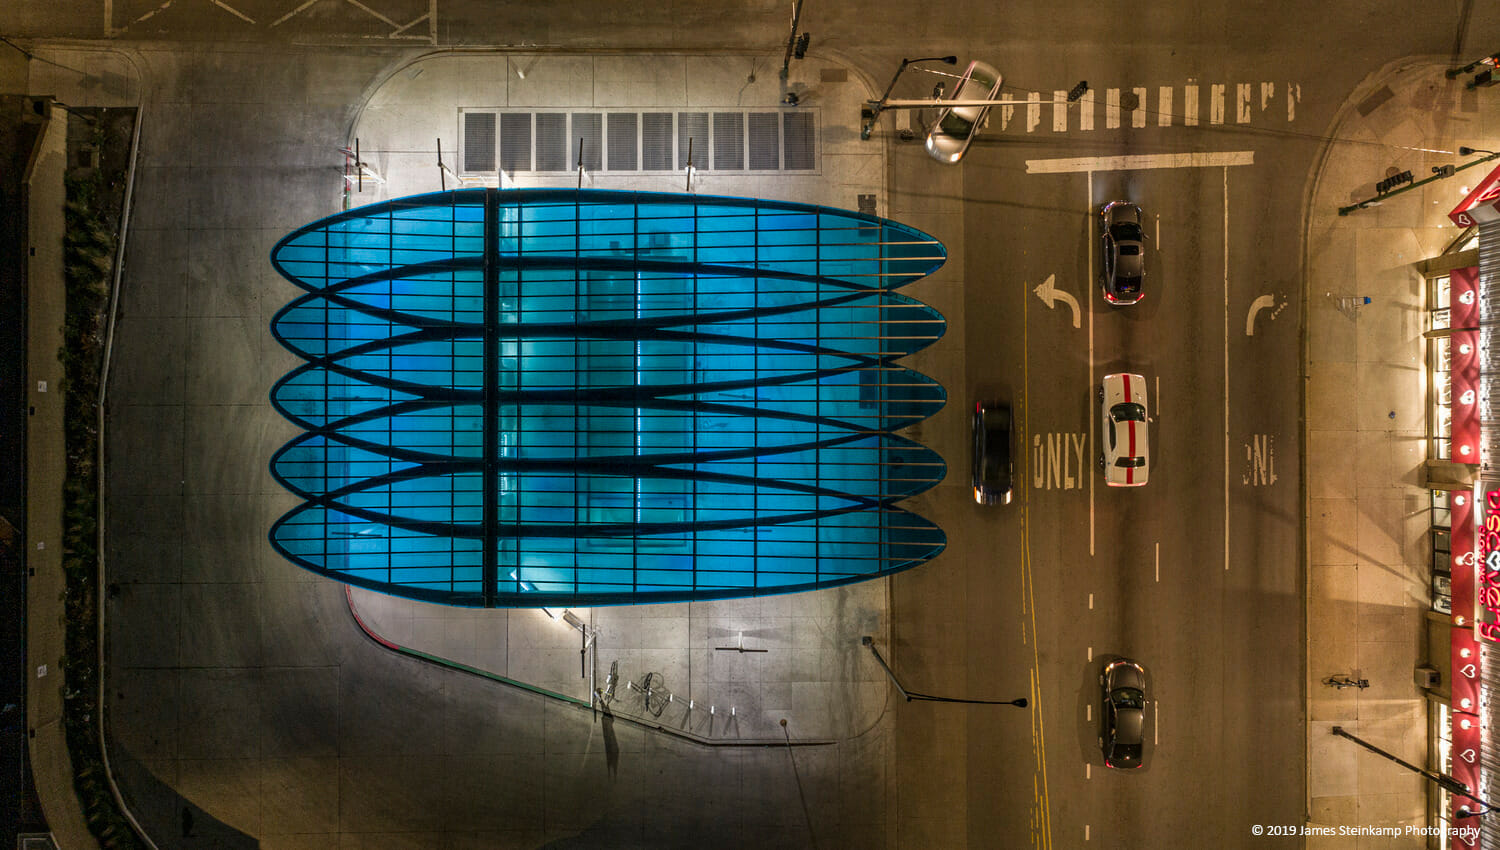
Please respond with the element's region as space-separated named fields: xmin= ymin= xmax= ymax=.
xmin=753 ymin=208 xmax=761 ymax=590
xmin=575 ymin=194 xmax=583 ymax=597
xmin=631 ymin=199 xmax=641 ymax=595
xmin=482 ymin=189 xmax=499 ymax=607
xmin=692 ymin=203 xmax=701 ymax=596
xmin=814 ymin=214 xmax=822 ymax=587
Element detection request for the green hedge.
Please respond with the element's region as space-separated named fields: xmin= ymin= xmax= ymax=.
xmin=58 ymin=129 xmax=148 ymax=850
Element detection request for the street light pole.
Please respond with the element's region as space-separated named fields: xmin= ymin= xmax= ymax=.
xmin=861 ymin=637 xmax=1027 ymax=707
xmin=780 ymin=0 xmax=806 ymax=80
xmin=1330 ymin=726 xmax=1495 ymax=815
xmin=1338 ymin=147 xmax=1500 ymax=216
xmin=860 ymin=55 xmax=957 ymax=141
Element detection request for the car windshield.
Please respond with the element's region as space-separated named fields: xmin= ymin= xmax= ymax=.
xmin=1115 ymin=457 xmax=1146 ymax=469
xmin=1119 ymin=244 xmax=1141 ymax=256
xmin=1110 ymin=402 xmax=1146 ymax=422
xmin=939 ymin=111 xmax=974 ymax=137
xmin=1112 ymin=687 xmax=1144 ymax=709
xmin=1111 ymin=223 xmax=1143 ymax=242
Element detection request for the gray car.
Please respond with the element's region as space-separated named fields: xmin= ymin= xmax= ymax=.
xmin=1100 ymin=658 xmax=1147 ymax=769
xmin=924 ymin=60 xmax=1003 ymax=164
xmin=1100 ymin=201 xmax=1145 ymax=305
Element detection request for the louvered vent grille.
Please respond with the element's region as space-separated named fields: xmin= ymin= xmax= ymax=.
xmin=499 ymin=113 xmax=532 ymax=173
xmin=458 ymin=109 xmax=818 ymax=175
xmin=462 ymin=112 xmax=496 ymax=172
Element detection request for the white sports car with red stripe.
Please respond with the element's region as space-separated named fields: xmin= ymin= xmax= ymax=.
xmin=1099 ymin=373 xmax=1150 ymax=487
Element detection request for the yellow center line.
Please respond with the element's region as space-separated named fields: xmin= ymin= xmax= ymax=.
xmin=1023 ymin=286 xmax=1053 ymax=850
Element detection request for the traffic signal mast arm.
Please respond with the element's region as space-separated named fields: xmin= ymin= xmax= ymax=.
xmin=1338 ymin=149 xmax=1500 ymax=216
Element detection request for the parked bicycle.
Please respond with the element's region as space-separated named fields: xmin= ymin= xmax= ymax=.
xmin=1322 ymin=675 xmax=1369 ymax=690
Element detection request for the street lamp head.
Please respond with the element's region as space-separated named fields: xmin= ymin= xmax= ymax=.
xmin=902 ymin=55 xmax=959 ymax=67
xmin=1459 ymin=146 xmax=1497 ymax=156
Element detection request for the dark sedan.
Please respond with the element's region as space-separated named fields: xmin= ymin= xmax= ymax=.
xmin=972 ymin=401 xmax=1013 ymax=505
xmin=1100 ymin=201 xmax=1145 ymax=305
xmin=1100 ymin=658 xmax=1147 ymax=769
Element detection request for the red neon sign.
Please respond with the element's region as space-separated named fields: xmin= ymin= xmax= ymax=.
xmin=1478 ymin=491 xmax=1500 ymax=641
xmin=1450 ymin=163 xmax=1500 ymax=227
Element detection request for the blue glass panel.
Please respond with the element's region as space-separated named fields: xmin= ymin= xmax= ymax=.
xmin=271 ymin=189 xmax=949 ymax=607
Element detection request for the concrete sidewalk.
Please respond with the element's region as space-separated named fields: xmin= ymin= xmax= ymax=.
xmin=340 ymin=51 xmax=913 ymax=745
xmin=1305 ymin=58 xmax=1498 ymax=846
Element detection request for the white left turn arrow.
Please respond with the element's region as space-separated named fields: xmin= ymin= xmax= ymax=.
xmin=1033 ymin=274 xmax=1080 ymax=329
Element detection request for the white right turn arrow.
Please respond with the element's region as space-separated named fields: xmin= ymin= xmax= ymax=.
xmin=1246 ymin=294 xmax=1276 ymax=335
xmin=1033 ymin=274 xmax=1080 ymax=329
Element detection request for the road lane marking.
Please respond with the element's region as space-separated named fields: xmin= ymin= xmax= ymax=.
xmin=1025 ymin=150 xmax=1254 ymax=173
xmin=1086 ymin=825 xmax=1091 ymax=841
xmin=1088 ymin=171 xmax=1095 ymax=557
xmin=1154 ymin=700 xmax=1160 ymax=744
xmin=1003 ymin=78 xmax=1295 ymax=132
xmin=1022 ymin=475 xmax=1053 ymax=850
xmin=1246 ymin=294 xmax=1275 ymax=335
xmin=1033 ymin=274 xmax=1081 ymax=328
xmin=1086 ymin=762 xmax=1091 ymax=779
xmin=1087 ymin=704 xmax=1092 ymax=722
xmin=1088 ymin=646 xmax=1093 ymax=662
xmin=1155 ymin=212 xmax=1161 ymax=249
xmin=1223 ymin=166 xmax=1230 ymax=571
xmin=1155 ymin=542 xmax=1159 ymax=583
xmin=1088 ymin=593 xmax=1094 ymax=610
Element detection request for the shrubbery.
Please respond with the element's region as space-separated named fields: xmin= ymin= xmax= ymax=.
xmin=58 ymin=121 xmax=147 ymax=850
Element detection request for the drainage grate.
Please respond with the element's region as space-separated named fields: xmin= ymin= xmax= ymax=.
xmin=460 ymin=109 xmax=819 ymax=175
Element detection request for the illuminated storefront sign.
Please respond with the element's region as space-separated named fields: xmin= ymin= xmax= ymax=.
xmin=1479 ymin=492 xmax=1500 ymax=641
xmin=1450 ymin=162 xmax=1500 ymax=227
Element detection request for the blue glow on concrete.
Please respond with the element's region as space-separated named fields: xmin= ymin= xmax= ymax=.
xmin=269 ymin=189 xmax=947 ymax=607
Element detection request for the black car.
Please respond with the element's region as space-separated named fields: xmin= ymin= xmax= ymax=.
xmin=1100 ymin=659 xmax=1146 ymax=769
xmin=972 ymin=401 xmax=1013 ymax=505
xmin=1100 ymin=201 xmax=1145 ymax=305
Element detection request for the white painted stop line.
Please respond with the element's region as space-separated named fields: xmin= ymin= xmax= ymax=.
xmin=1024 ymin=150 xmax=1255 ymax=173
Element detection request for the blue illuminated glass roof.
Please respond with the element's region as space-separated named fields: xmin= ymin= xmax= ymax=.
xmin=269 ymin=189 xmax=947 ymax=607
